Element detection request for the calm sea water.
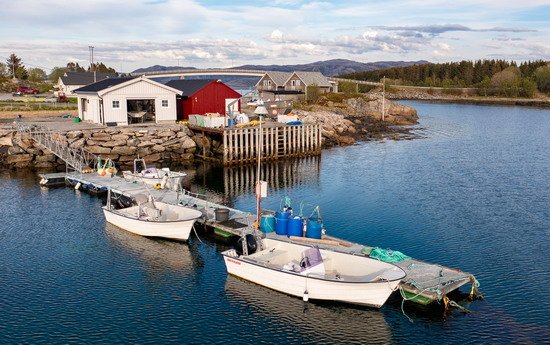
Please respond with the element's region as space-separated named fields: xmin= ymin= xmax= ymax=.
xmin=0 ymin=101 xmax=549 ymax=344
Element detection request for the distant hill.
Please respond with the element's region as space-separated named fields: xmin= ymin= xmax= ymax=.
xmin=132 ymin=65 xmax=196 ymax=74
xmin=234 ymin=59 xmax=430 ymax=76
xmin=131 ymin=59 xmax=431 ymax=90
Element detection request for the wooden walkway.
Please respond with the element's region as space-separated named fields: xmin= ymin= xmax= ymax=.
xmin=38 ymin=171 xmax=478 ymax=307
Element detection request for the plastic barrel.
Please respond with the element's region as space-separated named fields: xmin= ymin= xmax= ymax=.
xmin=287 ymin=217 xmax=304 ymax=237
xmin=275 ymin=211 xmax=291 ymax=219
xmin=260 ymin=214 xmax=276 ymax=233
xmin=306 ymin=219 xmax=323 ymax=239
xmin=275 ymin=219 xmax=288 ymax=235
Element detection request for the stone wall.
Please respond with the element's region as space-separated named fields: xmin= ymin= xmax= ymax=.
xmin=0 ymin=124 xmax=197 ymax=170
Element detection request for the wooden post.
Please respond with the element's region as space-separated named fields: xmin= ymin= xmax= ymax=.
xmin=239 ymin=128 xmax=244 ymax=163
xmin=223 ymin=130 xmax=228 ymax=164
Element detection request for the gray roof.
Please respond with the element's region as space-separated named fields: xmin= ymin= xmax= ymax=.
xmin=60 ymin=72 xmax=118 ymax=86
xmin=165 ymin=79 xmax=213 ymax=97
xmin=73 ymin=77 xmax=134 ymax=93
xmin=292 ymin=71 xmax=331 ymax=87
xmin=263 ymin=71 xmax=293 ymax=86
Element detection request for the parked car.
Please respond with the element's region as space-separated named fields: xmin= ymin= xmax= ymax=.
xmin=14 ymin=86 xmax=39 ymax=95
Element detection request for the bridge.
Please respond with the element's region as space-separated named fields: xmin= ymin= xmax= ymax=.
xmin=130 ymin=68 xmax=382 ymax=85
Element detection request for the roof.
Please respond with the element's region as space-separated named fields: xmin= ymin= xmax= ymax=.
xmin=60 ymin=72 xmax=118 ymax=86
xmin=290 ymin=72 xmax=331 ymax=87
xmin=165 ymin=79 xmax=214 ymax=97
xmin=256 ymin=71 xmax=293 ymax=87
xmin=73 ymin=77 xmax=135 ymax=93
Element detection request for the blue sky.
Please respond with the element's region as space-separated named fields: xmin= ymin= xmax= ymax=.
xmin=0 ymin=0 xmax=548 ymax=73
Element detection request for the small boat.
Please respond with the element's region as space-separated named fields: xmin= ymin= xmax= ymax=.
xmin=123 ymin=158 xmax=186 ymax=189
xmin=102 ymin=192 xmax=203 ymax=241
xmin=222 ymin=235 xmax=406 ymax=308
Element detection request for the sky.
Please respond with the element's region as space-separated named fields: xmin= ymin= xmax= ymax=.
xmin=0 ymin=0 xmax=548 ymax=73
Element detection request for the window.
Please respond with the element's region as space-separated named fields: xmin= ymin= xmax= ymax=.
xmin=161 ymin=99 xmax=168 ymax=107
xmin=291 ymin=80 xmax=301 ymax=86
xmin=263 ymin=80 xmax=272 ymax=86
xmin=112 ymin=100 xmax=120 ymax=108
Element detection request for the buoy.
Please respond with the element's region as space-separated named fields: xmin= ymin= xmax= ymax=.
xmin=160 ymin=174 xmax=169 ymax=189
xmin=39 ymin=178 xmax=47 ymax=185
xmin=303 ymin=290 xmax=309 ymax=302
xmin=75 ymin=182 xmax=81 ymax=190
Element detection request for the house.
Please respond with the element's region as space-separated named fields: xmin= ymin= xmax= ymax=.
xmin=255 ymin=71 xmax=335 ymax=101
xmin=57 ymin=71 xmax=117 ymax=95
xmin=165 ymin=79 xmax=241 ymax=120
xmin=73 ymin=76 xmax=182 ymax=125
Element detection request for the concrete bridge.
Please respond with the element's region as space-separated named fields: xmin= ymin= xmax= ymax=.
xmin=130 ymin=68 xmax=384 ymax=89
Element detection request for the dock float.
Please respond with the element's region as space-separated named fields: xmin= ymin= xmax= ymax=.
xmin=38 ymin=171 xmax=480 ymax=308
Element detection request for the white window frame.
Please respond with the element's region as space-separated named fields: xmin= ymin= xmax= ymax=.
xmin=112 ymin=100 xmax=120 ymax=109
xmin=161 ymin=99 xmax=169 ymax=107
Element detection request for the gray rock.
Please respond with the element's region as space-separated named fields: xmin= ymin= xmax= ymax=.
xmin=86 ymin=146 xmax=112 ymax=154
xmin=69 ymin=138 xmax=86 ymax=149
xmin=7 ymin=154 xmax=33 ymax=164
xmin=151 ymin=145 xmax=166 ymax=153
xmin=111 ymin=146 xmax=137 ymax=155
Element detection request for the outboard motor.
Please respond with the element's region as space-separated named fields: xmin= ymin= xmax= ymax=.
xmin=135 ymin=160 xmax=145 ymax=173
xmin=234 ymin=234 xmax=258 ymax=256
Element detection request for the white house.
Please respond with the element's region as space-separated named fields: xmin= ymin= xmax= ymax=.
xmin=57 ymin=71 xmax=116 ymax=96
xmin=73 ymin=76 xmax=182 ymax=126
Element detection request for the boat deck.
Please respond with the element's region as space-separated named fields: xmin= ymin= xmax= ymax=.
xmin=39 ymin=171 xmax=477 ymax=306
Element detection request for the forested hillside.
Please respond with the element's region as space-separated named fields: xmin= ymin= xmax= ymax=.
xmin=340 ymin=60 xmax=550 ymax=97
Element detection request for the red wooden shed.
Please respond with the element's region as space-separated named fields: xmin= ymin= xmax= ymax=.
xmin=165 ymin=79 xmax=241 ymax=120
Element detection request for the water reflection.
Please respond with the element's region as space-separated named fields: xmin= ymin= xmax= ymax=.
xmin=183 ymin=157 xmax=321 ymax=204
xmin=224 ymin=275 xmax=392 ymax=344
xmin=104 ymin=223 xmax=202 ymax=276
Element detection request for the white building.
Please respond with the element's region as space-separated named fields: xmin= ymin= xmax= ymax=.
xmin=73 ymin=76 xmax=182 ymax=125
xmin=57 ymin=71 xmax=117 ymax=96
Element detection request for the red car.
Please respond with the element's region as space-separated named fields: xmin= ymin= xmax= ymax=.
xmin=14 ymin=86 xmax=39 ymax=95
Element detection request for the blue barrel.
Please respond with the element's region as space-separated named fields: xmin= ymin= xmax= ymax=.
xmin=287 ymin=217 xmax=304 ymax=237
xmin=306 ymin=219 xmax=323 ymax=239
xmin=275 ymin=218 xmax=288 ymax=235
xmin=260 ymin=214 xmax=275 ymax=233
xmin=275 ymin=211 xmax=291 ymax=219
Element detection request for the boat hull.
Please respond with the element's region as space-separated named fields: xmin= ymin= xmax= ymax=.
xmin=102 ymin=206 xmax=199 ymax=241
xmin=223 ymin=251 xmax=402 ymax=308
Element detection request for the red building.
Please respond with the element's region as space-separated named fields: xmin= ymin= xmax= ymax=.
xmin=165 ymin=79 xmax=241 ymax=120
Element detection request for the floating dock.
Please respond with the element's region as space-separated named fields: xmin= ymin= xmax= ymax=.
xmin=39 ymin=171 xmax=479 ymax=308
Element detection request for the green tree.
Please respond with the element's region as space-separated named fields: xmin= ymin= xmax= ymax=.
xmin=89 ymin=62 xmax=116 ymax=73
xmin=16 ymin=66 xmax=28 ymax=80
xmin=67 ymin=62 xmax=86 ymax=72
xmin=534 ymin=65 xmax=550 ymax=93
xmin=339 ymin=81 xmax=358 ymax=94
xmin=491 ymin=66 xmax=522 ymax=97
xmin=477 ymin=76 xmax=492 ymax=96
xmin=0 ymin=63 xmax=8 ymax=80
xmin=6 ymin=53 xmax=25 ymax=79
xmin=28 ymin=68 xmax=47 ymax=82
xmin=49 ymin=67 xmax=67 ymax=82
xmin=520 ymin=78 xmax=537 ymax=98
xmin=306 ymin=84 xmax=321 ymax=102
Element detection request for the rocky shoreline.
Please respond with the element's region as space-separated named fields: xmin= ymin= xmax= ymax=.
xmin=294 ymin=91 xmax=418 ymax=147
xmin=0 ymin=92 xmax=419 ymax=170
xmin=388 ymin=89 xmax=550 ymax=108
xmin=0 ymin=124 xmax=197 ymax=170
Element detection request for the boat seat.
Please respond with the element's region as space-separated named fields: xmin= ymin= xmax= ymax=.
xmin=299 ymin=247 xmax=326 ymax=276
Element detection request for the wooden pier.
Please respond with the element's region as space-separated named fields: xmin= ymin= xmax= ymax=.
xmin=188 ymin=123 xmax=322 ymax=165
xmin=38 ymin=170 xmax=479 ymax=308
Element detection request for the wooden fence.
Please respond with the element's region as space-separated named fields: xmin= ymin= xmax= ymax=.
xmin=222 ymin=124 xmax=321 ymax=165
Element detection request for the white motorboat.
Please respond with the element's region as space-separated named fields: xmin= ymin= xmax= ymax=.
xmin=123 ymin=158 xmax=186 ymax=189
xmin=102 ymin=193 xmax=203 ymax=241
xmin=222 ymin=236 xmax=406 ymax=308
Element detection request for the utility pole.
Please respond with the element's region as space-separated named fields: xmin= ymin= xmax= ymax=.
xmin=89 ymin=46 xmax=96 ymax=82
xmin=382 ymin=76 xmax=385 ymax=122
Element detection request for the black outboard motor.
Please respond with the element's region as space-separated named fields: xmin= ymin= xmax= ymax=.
xmin=135 ymin=160 xmax=145 ymax=173
xmin=234 ymin=234 xmax=258 ymax=256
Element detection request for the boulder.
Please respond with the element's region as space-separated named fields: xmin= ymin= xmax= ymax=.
xmin=7 ymin=154 xmax=33 ymax=164
xmin=142 ymin=153 xmax=162 ymax=162
xmin=36 ymin=154 xmax=56 ymax=162
xmin=91 ymin=133 xmax=112 ymax=141
xmin=126 ymin=138 xmax=140 ymax=147
xmin=179 ymin=153 xmax=194 ymax=161
xmin=66 ymin=130 xmax=83 ymax=139
xmin=69 ymin=138 xmax=86 ymax=149
xmin=157 ymin=130 xmax=176 ymax=137
xmin=338 ymin=136 xmax=356 ymax=145
xmin=180 ymin=137 xmax=196 ymax=150
xmin=0 ymin=135 xmax=13 ymax=147
xmin=111 ymin=134 xmax=130 ymax=141
xmin=138 ymin=141 xmax=155 ymax=148
xmin=151 ymin=144 xmax=166 ymax=153
xmin=100 ymin=140 xmax=127 ymax=148
xmin=111 ymin=146 xmax=137 ymax=155
xmin=34 ymin=161 xmax=56 ymax=169
xmin=86 ymin=146 xmax=112 ymax=154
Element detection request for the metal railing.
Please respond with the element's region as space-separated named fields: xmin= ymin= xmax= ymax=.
xmin=15 ymin=122 xmax=97 ymax=173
